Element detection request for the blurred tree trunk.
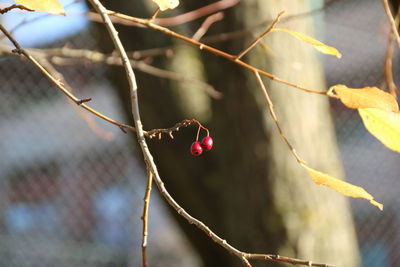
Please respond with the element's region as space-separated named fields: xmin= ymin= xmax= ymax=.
xmin=99 ymin=0 xmax=360 ymax=266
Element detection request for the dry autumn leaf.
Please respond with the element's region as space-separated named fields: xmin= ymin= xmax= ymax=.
xmin=302 ymin=164 xmax=383 ymax=210
xmin=152 ymin=0 xmax=179 ymax=11
xmin=330 ymin=84 xmax=399 ymax=112
xmin=272 ymin=28 xmax=342 ymax=58
xmin=13 ymin=0 xmax=65 ymax=15
xmin=359 ymin=108 xmax=400 ymax=153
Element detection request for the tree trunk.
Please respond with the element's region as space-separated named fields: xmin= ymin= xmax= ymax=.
xmin=99 ymin=0 xmax=360 ymax=266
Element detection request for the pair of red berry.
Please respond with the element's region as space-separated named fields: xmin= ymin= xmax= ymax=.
xmin=190 ymin=121 xmax=213 ymax=156
xmin=191 ymin=136 xmax=213 ymax=156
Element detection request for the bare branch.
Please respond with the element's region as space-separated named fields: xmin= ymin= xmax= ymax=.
xmin=87 ymin=11 xmax=145 ymax=28
xmin=0 ymin=41 xmax=220 ymax=136
xmin=254 ymin=70 xmax=305 ymax=164
xmin=382 ymin=0 xmax=400 ymax=48
xmin=0 ymin=4 xmax=32 ymax=14
xmin=202 ymin=0 xmax=339 ymax=44
xmin=153 ymin=0 xmax=239 ymax=26
xmin=133 ymin=61 xmax=223 ymax=99
xmin=150 ymin=8 xmax=161 ymax=21
xmin=141 ymin=169 xmax=153 ymax=267
xmin=130 ymin=47 xmax=173 ymax=60
xmin=146 ymin=119 xmax=199 ymax=139
xmin=192 ymin=12 xmax=224 ymax=41
xmin=106 ymin=11 xmax=329 ymax=96
xmin=87 ymin=0 xmax=337 ymax=45
xmin=385 ymin=31 xmax=398 ymax=98
xmin=246 ymin=254 xmax=333 ymax=267
xmin=235 ymin=11 xmax=285 ymax=60
xmin=0 ymin=46 xmax=221 ymax=99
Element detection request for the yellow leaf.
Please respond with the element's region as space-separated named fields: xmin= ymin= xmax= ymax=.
xmin=330 ymin=84 xmax=399 ymax=112
xmin=14 ymin=0 xmax=65 ymax=15
xmin=152 ymin=0 xmax=179 ymax=11
xmin=302 ymin=164 xmax=383 ymax=210
xmin=359 ymin=108 xmax=400 ymax=152
xmin=272 ymin=28 xmax=342 ymax=58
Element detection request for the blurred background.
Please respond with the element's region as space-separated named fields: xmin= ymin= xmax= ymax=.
xmin=0 ymin=0 xmax=399 ymax=266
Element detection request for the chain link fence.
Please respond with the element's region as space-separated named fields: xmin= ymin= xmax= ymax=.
xmin=0 ymin=0 xmax=399 ymax=266
xmin=325 ymin=1 xmax=400 ymax=266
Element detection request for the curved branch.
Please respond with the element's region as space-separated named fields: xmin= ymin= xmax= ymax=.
xmin=107 ymin=11 xmax=329 ymax=96
xmin=0 ymin=4 xmax=32 ymax=14
xmin=153 ymin=0 xmax=239 ymax=26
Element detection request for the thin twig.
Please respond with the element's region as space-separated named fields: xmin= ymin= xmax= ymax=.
xmin=0 ymin=41 xmax=220 ymax=135
xmin=385 ymin=31 xmax=397 ymax=98
xmin=0 ymin=24 xmax=137 ymax=134
xmin=382 ymin=0 xmax=400 ymax=48
xmin=87 ymin=11 xmax=145 ymax=28
xmin=153 ymin=0 xmax=239 ymax=26
xmin=133 ymin=61 xmax=223 ymax=99
xmin=235 ymin=11 xmax=285 ymax=60
xmin=106 ymin=10 xmax=329 ymax=96
xmin=130 ymin=47 xmax=173 ymax=60
xmin=246 ymin=254 xmax=333 ymax=267
xmin=192 ymin=12 xmax=224 ymax=41
xmin=0 ymin=45 xmax=221 ymax=99
xmin=76 ymin=98 xmax=92 ymax=105
xmin=0 ymin=4 xmax=32 ymax=14
xmin=202 ymin=0 xmax=339 ymax=44
xmin=150 ymin=8 xmax=161 ymax=21
xmin=90 ymin=2 xmax=332 ymax=266
xmin=146 ymin=119 xmax=194 ymax=139
xmin=87 ymin=0 xmax=337 ymax=44
xmin=141 ymin=169 xmax=153 ymax=267
xmin=254 ymin=70 xmax=305 ymax=164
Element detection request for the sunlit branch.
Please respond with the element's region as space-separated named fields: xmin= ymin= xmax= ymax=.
xmin=254 ymin=70 xmax=305 ymax=164
xmin=141 ymin=169 xmax=153 ymax=267
xmin=106 ymin=10 xmax=329 ymax=96
xmin=246 ymin=254 xmax=333 ymax=267
xmin=235 ymin=11 xmax=284 ymax=60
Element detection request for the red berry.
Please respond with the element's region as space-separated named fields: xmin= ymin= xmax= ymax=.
xmin=190 ymin=141 xmax=203 ymax=156
xmin=201 ymin=136 xmax=213 ymax=151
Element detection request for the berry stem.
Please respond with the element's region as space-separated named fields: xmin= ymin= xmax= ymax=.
xmin=196 ymin=124 xmax=201 ymax=142
xmin=194 ymin=119 xmax=209 ymax=138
